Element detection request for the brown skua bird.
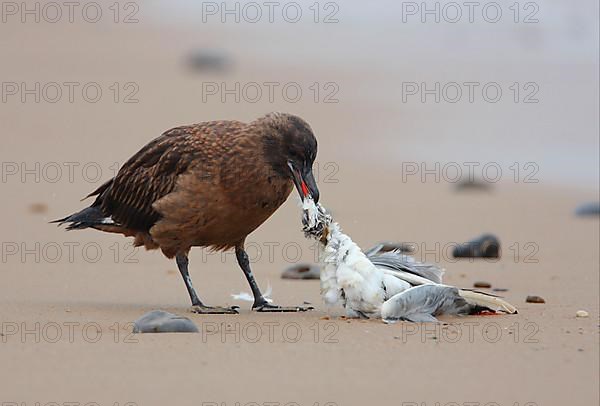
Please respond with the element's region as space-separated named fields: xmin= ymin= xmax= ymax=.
xmin=53 ymin=113 xmax=319 ymax=313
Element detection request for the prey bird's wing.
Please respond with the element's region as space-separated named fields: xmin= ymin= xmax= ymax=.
xmin=368 ymin=249 xmax=444 ymax=284
xmin=381 ymin=285 xmax=471 ymax=323
xmin=381 ymin=268 xmax=435 ymax=287
xmin=381 ymin=284 xmax=518 ymax=323
xmin=363 ymin=242 xmax=413 ymax=256
xmin=363 ymin=243 xmax=384 ymax=257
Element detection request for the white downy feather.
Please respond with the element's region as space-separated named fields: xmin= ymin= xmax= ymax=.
xmin=231 ymin=283 xmax=273 ymax=303
xmin=320 ymin=222 xmax=386 ymax=316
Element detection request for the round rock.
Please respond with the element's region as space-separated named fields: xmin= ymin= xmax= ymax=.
xmin=133 ymin=310 xmax=199 ymax=333
xmin=525 ymin=295 xmax=545 ymax=304
xmin=453 ymin=234 xmax=500 ymax=258
xmin=281 ymin=263 xmax=320 ymax=280
xmin=575 ymin=202 xmax=600 ymax=217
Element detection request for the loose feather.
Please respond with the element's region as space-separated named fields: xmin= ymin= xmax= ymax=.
xmin=232 ymin=283 xmax=273 ymax=303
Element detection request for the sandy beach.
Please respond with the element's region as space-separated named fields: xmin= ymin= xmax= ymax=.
xmin=1 ymin=1 xmax=598 ymax=405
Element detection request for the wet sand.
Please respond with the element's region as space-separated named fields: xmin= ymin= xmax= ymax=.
xmin=2 ymin=172 xmax=598 ymax=405
xmin=1 ymin=2 xmax=599 ymax=406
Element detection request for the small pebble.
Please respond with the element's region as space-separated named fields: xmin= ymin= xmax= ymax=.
xmin=454 ymin=178 xmax=493 ymax=192
xmin=474 ymin=281 xmax=492 ymax=288
xmin=281 ymin=263 xmax=320 ymax=280
xmin=133 ymin=310 xmax=199 ymax=333
xmin=29 ymin=203 xmax=48 ymax=214
xmin=526 ymin=295 xmax=545 ymax=304
xmin=185 ymin=49 xmax=231 ymax=72
xmin=493 ymin=288 xmax=509 ymax=292
xmin=320 ymin=316 xmax=330 ymax=320
xmin=576 ymin=310 xmax=589 ymax=318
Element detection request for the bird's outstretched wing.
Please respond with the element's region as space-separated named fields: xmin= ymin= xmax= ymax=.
xmin=367 ymin=249 xmax=444 ymax=284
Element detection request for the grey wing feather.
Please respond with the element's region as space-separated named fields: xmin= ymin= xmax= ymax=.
xmin=403 ymin=313 xmax=439 ymax=323
xmin=364 ymin=243 xmax=384 ymax=257
xmin=363 ymin=242 xmax=414 ymax=256
xmin=381 ymin=285 xmax=473 ymax=323
xmin=368 ymin=249 xmax=444 ymax=284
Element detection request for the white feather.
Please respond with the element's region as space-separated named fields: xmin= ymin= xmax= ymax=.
xmin=231 ymin=282 xmax=273 ymax=303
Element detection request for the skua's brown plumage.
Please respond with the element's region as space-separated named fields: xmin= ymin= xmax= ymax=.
xmin=53 ymin=113 xmax=319 ymax=313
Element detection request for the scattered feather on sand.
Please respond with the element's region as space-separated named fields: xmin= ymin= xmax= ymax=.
xmin=232 ymin=283 xmax=273 ymax=303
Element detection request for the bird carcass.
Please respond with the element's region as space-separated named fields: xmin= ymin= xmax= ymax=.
xmin=301 ymin=197 xmax=517 ymax=322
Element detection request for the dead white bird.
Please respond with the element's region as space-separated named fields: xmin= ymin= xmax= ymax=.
xmin=301 ymin=198 xmax=517 ymax=322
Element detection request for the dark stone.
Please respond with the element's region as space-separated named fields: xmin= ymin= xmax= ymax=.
xmin=453 ymin=234 xmax=500 ymax=258
xmin=185 ymin=49 xmax=231 ymax=72
xmin=281 ymin=263 xmax=320 ymax=280
xmin=133 ymin=310 xmax=199 ymax=333
xmin=575 ymin=202 xmax=600 ymax=217
xmin=473 ymin=281 xmax=492 ymax=288
xmin=454 ymin=178 xmax=493 ymax=192
xmin=526 ymin=295 xmax=545 ymax=304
